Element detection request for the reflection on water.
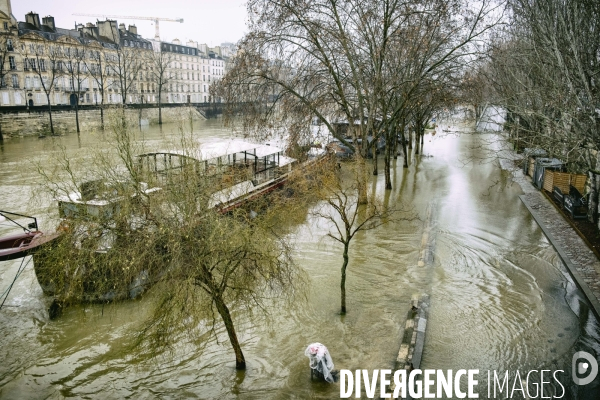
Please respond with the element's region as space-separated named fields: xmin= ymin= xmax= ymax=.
xmin=0 ymin=116 xmax=598 ymax=399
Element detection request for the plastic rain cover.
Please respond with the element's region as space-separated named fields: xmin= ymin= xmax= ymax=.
xmin=305 ymin=343 xmax=335 ymax=383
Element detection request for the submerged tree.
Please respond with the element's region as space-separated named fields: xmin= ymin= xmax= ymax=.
xmin=218 ymin=0 xmax=501 ymax=194
xmin=35 ymin=111 xmax=299 ymax=370
xmin=312 ymin=159 xmax=394 ymax=314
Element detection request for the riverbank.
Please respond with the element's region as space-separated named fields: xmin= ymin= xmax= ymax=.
xmin=0 ymin=105 xmax=206 ymax=137
xmin=499 ymin=156 xmax=600 ymax=319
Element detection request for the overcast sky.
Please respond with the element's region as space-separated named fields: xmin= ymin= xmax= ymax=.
xmin=12 ymin=0 xmax=248 ymax=46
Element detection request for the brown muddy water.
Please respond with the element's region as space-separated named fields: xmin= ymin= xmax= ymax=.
xmin=0 ymin=114 xmax=598 ymax=399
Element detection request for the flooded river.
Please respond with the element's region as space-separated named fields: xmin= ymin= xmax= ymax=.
xmin=0 ymin=115 xmax=598 ymax=399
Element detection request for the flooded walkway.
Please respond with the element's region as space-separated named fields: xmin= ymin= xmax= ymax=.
xmin=0 ymin=116 xmax=599 ymax=399
xmin=520 ymin=192 xmax=600 ymax=318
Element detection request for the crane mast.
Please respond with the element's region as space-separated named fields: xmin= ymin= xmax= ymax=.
xmin=72 ymin=13 xmax=184 ymax=41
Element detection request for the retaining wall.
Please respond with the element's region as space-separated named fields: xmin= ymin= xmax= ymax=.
xmin=0 ymin=106 xmax=205 ymax=137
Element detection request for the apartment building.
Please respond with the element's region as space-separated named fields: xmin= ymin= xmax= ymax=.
xmin=156 ymin=38 xmax=226 ymax=104
xmin=0 ymin=6 xmax=153 ymax=107
xmin=0 ymin=0 xmax=234 ymax=108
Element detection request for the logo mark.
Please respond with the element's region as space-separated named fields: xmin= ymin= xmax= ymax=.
xmin=572 ymin=351 xmax=598 ymax=385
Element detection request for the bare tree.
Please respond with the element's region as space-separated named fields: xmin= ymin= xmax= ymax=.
xmin=85 ymin=45 xmax=110 ymax=129
xmin=148 ymin=48 xmax=174 ymax=124
xmin=104 ymin=27 xmax=144 ymax=106
xmin=485 ymin=0 xmax=600 ymax=226
xmin=312 ymin=159 xmax=393 ymax=314
xmin=219 ymin=0 xmax=503 ymax=195
xmin=19 ymin=35 xmax=63 ymax=135
xmin=64 ymin=43 xmax=87 ymax=133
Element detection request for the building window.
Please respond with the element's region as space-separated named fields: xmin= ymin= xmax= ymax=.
xmin=3 ymin=22 xmax=8 ymax=31
xmin=9 ymin=56 xmax=15 ymax=70
xmin=11 ymin=74 xmax=18 ymax=88
xmin=6 ymin=38 xmax=12 ymax=51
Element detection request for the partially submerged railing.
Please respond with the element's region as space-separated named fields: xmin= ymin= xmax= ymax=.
xmin=0 ymin=210 xmax=38 ymax=233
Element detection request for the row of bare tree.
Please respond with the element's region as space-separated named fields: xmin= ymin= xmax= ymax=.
xmin=0 ymin=32 xmax=175 ymax=136
xmin=217 ymin=0 xmax=502 ymax=196
xmin=479 ymin=0 xmax=600 ymax=226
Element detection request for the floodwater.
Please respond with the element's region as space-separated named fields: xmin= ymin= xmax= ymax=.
xmin=0 ymin=113 xmax=599 ymax=399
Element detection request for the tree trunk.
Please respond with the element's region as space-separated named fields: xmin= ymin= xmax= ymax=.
xmin=47 ymin=94 xmax=54 ymax=135
xmin=214 ymin=295 xmax=246 ymax=370
xmin=415 ymin=129 xmax=420 ymax=155
xmin=100 ymin=105 xmax=104 ymax=130
xmin=415 ymin=121 xmax=422 ymax=155
xmin=393 ymin=130 xmax=398 ymax=159
xmin=420 ymin=131 xmax=425 ymax=152
xmin=400 ymin=128 xmax=408 ymax=168
xmin=408 ymin=127 xmax=413 ymax=149
xmin=341 ymin=243 xmax=349 ymax=314
xmin=0 ymin=122 xmax=3 ymax=141
xmin=384 ymin=140 xmax=392 ymax=190
xmin=357 ymin=153 xmax=368 ymax=204
xmin=158 ymin=91 xmax=163 ymax=125
xmin=372 ymin=141 xmax=378 ymax=175
xmin=75 ymin=97 xmax=80 ymax=133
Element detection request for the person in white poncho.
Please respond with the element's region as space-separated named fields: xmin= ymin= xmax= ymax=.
xmin=305 ymin=343 xmax=335 ymax=383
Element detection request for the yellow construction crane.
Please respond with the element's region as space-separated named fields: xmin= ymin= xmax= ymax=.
xmin=72 ymin=13 xmax=183 ymax=41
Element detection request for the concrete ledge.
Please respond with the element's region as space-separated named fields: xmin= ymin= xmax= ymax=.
xmin=392 ymin=294 xmax=429 ymax=400
xmin=519 ymin=194 xmax=600 ymax=320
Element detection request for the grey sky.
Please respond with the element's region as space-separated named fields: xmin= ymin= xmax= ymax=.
xmin=12 ymin=0 xmax=248 ymax=46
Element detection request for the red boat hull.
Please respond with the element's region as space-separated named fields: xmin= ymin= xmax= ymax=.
xmin=0 ymin=231 xmax=57 ymax=262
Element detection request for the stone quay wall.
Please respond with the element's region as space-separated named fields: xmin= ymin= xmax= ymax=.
xmin=0 ymin=106 xmax=206 ymax=137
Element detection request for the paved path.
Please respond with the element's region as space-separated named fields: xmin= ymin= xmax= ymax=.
xmin=519 ymin=192 xmax=600 ymax=318
xmin=499 ymin=158 xmax=600 ymax=318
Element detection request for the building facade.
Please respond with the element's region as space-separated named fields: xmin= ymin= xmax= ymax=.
xmin=155 ymin=38 xmax=226 ymax=104
xmin=0 ymin=0 xmax=234 ymax=108
xmin=0 ymin=7 xmax=153 ymax=107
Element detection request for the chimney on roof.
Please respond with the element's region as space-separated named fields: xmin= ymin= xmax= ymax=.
xmin=81 ymin=23 xmax=99 ymax=39
xmin=119 ymin=23 xmax=126 ymax=31
xmin=99 ymin=20 xmax=120 ymax=43
xmin=172 ymin=38 xmax=181 ymax=45
xmin=25 ymin=12 xmax=41 ymax=29
xmin=42 ymin=16 xmax=55 ymax=30
xmin=128 ymin=24 xmax=137 ymax=35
